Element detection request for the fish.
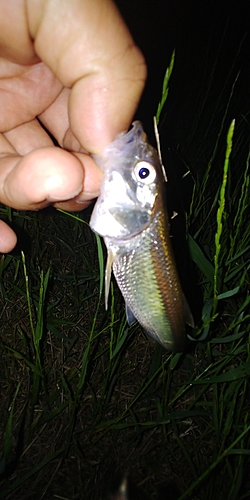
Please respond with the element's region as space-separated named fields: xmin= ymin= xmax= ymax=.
xmin=90 ymin=121 xmax=193 ymax=351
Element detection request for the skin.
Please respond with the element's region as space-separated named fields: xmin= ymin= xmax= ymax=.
xmin=0 ymin=0 xmax=146 ymax=253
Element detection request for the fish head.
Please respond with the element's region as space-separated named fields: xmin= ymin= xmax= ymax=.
xmin=90 ymin=121 xmax=164 ymax=240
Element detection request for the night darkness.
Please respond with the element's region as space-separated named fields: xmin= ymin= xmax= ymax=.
xmin=116 ymin=0 xmax=250 ymax=197
xmin=116 ymin=0 xmax=250 ymax=310
xmin=117 ymin=0 xmax=249 ymax=141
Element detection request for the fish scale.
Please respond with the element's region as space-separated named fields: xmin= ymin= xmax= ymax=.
xmin=90 ymin=121 xmax=193 ymax=351
xmin=110 ymin=194 xmax=186 ymax=351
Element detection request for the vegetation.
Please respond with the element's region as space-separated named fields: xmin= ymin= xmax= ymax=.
xmin=1 ymin=48 xmax=250 ymax=500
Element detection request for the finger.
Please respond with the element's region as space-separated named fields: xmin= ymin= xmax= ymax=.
xmin=28 ymin=0 xmax=147 ymax=153
xmin=0 ymin=147 xmax=102 ymax=210
xmin=38 ymin=87 xmax=83 ymax=152
xmin=3 ymin=119 xmax=55 ymax=155
xmin=37 ymin=87 xmax=91 ymax=155
xmin=0 ymin=60 xmax=63 ymax=133
xmin=0 ymin=220 xmax=17 ymax=253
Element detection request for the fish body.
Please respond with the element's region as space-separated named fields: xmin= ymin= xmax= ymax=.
xmin=90 ymin=121 xmax=193 ymax=351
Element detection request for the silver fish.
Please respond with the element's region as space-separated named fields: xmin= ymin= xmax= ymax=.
xmin=90 ymin=121 xmax=193 ymax=351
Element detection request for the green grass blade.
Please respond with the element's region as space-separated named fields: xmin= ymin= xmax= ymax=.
xmin=0 ymin=383 xmax=20 ymax=474
xmin=178 ymin=424 xmax=250 ymax=499
xmin=155 ymin=50 xmax=175 ymax=125
xmin=213 ymin=119 xmax=235 ymax=312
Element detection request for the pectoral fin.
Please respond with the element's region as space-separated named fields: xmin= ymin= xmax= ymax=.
xmin=125 ymin=304 xmax=137 ymax=326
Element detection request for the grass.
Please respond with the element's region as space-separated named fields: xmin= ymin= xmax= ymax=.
xmin=1 ymin=48 xmax=250 ymax=500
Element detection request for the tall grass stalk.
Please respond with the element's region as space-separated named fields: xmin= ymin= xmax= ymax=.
xmin=213 ymin=120 xmax=235 ymax=314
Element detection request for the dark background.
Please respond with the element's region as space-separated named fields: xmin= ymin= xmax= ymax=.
xmin=116 ymin=0 xmax=250 ymax=319
xmin=117 ymin=0 xmax=249 ymax=144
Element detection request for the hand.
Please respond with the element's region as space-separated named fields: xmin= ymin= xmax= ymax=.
xmin=0 ymin=0 xmax=146 ymax=253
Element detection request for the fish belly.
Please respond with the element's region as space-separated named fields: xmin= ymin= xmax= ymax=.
xmin=110 ymin=214 xmax=186 ymax=351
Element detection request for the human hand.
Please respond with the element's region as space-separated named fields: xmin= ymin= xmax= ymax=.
xmin=0 ymin=0 xmax=146 ymax=253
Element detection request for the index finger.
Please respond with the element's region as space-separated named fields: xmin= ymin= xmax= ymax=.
xmin=27 ymin=0 xmax=147 ymax=153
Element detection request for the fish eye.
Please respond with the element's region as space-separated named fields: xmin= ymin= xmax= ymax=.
xmin=133 ymin=161 xmax=156 ymax=184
